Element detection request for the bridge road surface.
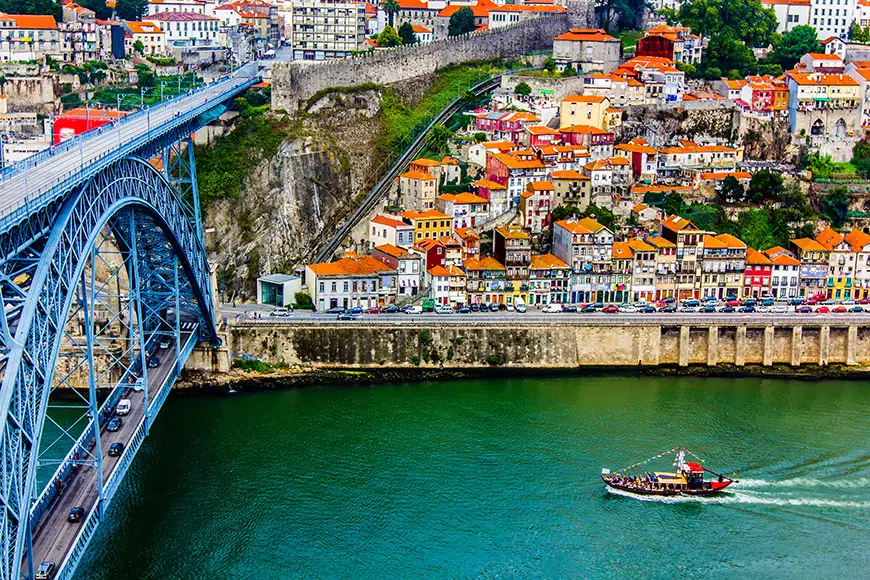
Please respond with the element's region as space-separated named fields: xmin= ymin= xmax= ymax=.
xmin=0 ymin=73 xmax=255 ymax=217
xmin=29 ymin=333 xmax=192 ymax=573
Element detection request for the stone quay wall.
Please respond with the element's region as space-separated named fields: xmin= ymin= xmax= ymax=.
xmin=271 ymin=15 xmax=570 ymax=112
xmin=207 ymin=321 xmax=870 ymax=370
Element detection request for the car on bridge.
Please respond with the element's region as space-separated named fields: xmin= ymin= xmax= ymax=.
xmin=107 ymin=417 xmax=122 ymax=432
xmin=116 ymin=399 xmax=131 ymax=416
xmin=159 ymin=338 xmax=170 ymax=350
xmin=147 ymin=355 xmax=161 ymax=368
xmin=108 ymin=443 xmax=124 ymax=457
xmin=35 ymin=561 xmax=56 ymax=580
xmin=67 ymin=506 xmax=85 ymax=523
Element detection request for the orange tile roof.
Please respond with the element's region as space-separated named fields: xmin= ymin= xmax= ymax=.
xmin=563 ymin=95 xmax=607 ymax=103
xmin=791 ymin=237 xmax=829 ymax=252
xmin=556 ymin=217 xmax=606 ymax=233
xmin=789 ymin=73 xmax=857 ymax=86
xmin=560 ymin=124 xmax=612 ymax=135
xmin=126 ymin=21 xmax=163 ymax=33
xmin=630 ymin=185 xmax=695 ymax=194
xmin=715 ymin=233 xmax=746 ymax=249
xmin=401 ymin=210 xmax=451 ymax=220
xmin=526 ymin=125 xmax=560 ymax=135
xmin=308 ymin=256 xmax=394 ymax=276
xmin=371 ymin=214 xmax=408 ymax=228
xmin=400 ymin=170 xmax=436 ymax=181
xmin=703 ymin=234 xmax=727 ymax=249
xmin=438 ymin=0 xmax=495 ymax=17
xmin=428 ymin=265 xmax=464 ymax=277
xmin=770 ymin=253 xmax=801 ymax=265
xmin=411 ymin=158 xmax=441 ymax=167
xmin=550 ymin=169 xmax=588 ymax=180
xmin=746 ymin=248 xmax=772 ymax=265
xmin=491 ymin=153 xmax=546 ymax=170
xmin=374 ymin=244 xmax=412 ymax=259
xmin=644 ymin=235 xmax=676 ymax=249
xmin=478 ymin=256 xmax=506 ymax=270
xmin=661 ymin=214 xmax=698 ymax=232
xmin=530 ymin=253 xmax=569 ymax=269
xmin=10 ymin=14 xmax=57 ymax=29
xmin=554 ymin=28 xmax=617 ymax=42
xmin=615 ymin=142 xmax=658 ymax=155
xmin=627 ymin=238 xmax=655 ymax=252
xmin=439 ymin=192 xmax=489 ymax=204
xmin=497 ymin=226 xmax=530 ymax=240
xmin=807 ymin=52 xmax=843 ymax=61
xmin=699 ymin=171 xmax=752 ymax=180
xmin=491 ymin=3 xmax=566 ymax=12
xmin=471 ymin=179 xmax=507 ymax=190
xmin=411 ymin=24 xmax=430 ymax=33
xmin=612 ymin=241 xmax=633 ymax=259
xmin=455 ymin=227 xmax=480 ymax=242
xmin=527 ymin=180 xmax=554 ymax=191
xmin=816 ymin=226 xmax=844 ymax=250
xmin=844 ymin=228 xmax=870 ymax=251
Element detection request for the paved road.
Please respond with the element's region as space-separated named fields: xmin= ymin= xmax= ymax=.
xmin=219 ymin=306 xmax=870 ymax=326
xmin=0 ymin=68 xmax=257 ymax=219
xmin=29 ymin=337 xmax=189 ymax=574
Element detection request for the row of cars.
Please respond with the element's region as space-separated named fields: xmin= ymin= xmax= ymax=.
xmin=541 ymin=297 xmax=870 ymax=314
xmin=322 ymin=302 xmax=526 ymax=319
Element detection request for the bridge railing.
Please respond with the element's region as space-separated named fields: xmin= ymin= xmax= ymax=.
xmin=0 ymin=62 xmax=260 ymax=227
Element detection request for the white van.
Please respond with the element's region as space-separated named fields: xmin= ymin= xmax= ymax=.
xmin=116 ymin=399 xmax=132 ymax=416
xmin=514 ymin=298 xmax=527 ymax=313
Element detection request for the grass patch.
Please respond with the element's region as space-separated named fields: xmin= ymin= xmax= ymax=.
xmin=232 ymin=358 xmax=288 ymax=373
xmin=618 ymin=30 xmax=643 ymax=49
xmin=375 ymin=59 xmax=511 ymax=162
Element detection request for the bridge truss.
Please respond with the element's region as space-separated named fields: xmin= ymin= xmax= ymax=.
xmin=0 ymin=130 xmax=224 ymax=578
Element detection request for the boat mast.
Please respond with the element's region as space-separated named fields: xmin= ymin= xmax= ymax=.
xmin=673 ymin=448 xmax=687 ymax=472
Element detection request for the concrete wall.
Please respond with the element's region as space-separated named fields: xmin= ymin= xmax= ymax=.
xmin=222 ymin=321 xmax=870 ymax=369
xmin=271 ymin=15 xmax=569 ymax=112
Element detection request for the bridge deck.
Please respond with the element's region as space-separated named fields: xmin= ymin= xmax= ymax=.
xmin=29 ymin=331 xmax=195 ymax=577
xmin=0 ymin=67 xmax=257 ymax=222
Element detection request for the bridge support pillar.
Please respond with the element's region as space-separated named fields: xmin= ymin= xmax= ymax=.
xmin=706 ymin=326 xmax=718 ymax=366
xmin=791 ymin=326 xmax=803 ymax=366
xmin=735 ymin=325 xmax=746 ymax=367
xmin=763 ymin=326 xmax=774 ymax=366
xmin=679 ymin=325 xmax=689 ymax=367
xmin=847 ymin=325 xmax=858 ymax=366
xmin=819 ymin=325 xmax=830 ymax=366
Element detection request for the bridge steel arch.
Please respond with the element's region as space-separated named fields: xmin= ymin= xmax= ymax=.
xmin=0 ymin=156 xmax=217 ymax=580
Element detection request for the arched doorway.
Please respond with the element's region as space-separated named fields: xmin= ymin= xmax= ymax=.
xmin=835 ymin=118 xmax=847 ymax=137
xmin=811 ymin=119 xmax=825 ymax=135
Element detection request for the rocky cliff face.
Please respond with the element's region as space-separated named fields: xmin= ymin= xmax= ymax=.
xmin=203 ymin=81 xmax=433 ymax=301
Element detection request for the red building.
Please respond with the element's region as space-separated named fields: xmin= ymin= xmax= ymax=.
xmin=411 ymin=238 xmax=445 ymax=270
xmin=743 ymin=248 xmax=773 ymax=298
xmin=559 ymin=125 xmax=614 ymax=147
xmin=635 ymin=35 xmax=675 ymax=61
xmin=52 ymin=108 xmax=130 ymax=144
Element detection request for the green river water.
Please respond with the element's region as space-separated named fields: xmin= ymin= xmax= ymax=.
xmin=73 ymin=375 xmax=869 ymax=579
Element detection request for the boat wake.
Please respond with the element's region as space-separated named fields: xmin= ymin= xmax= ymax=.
xmin=606 ymin=486 xmax=870 ymax=509
xmin=737 ymin=477 xmax=870 ymax=490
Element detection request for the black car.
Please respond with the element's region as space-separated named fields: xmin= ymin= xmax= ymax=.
xmin=701 ymin=306 xmax=716 ymax=313
xmin=337 ymin=313 xmax=358 ymax=321
xmin=739 ymin=305 xmax=756 ymax=313
xmin=663 ymin=297 xmax=675 ymax=304
xmin=469 ymin=303 xmax=479 ymax=312
xmin=659 ymin=305 xmax=676 ymax=313
xmin=742 ymin=299 xmax=758 ymax=307
xmin=67 ymin=506 xmax=85 ymax=523
xmin=147 ymin=356 xmax=160 ymax=369
xmin=498 ymin=303 xmax=508 ymax=311
xmin=590 ymin=302 xmax=604 ymax=310
xmin=108 ymin=442 xmax=124 ymax=457
xmin=107 ymin=417 xmax=122 ymax=432
xmin=642 ymin=306 xmax=657 ymax=313
xmin=722 ymin=306 xmax=736 ymax=313
xmin=325 ymin=306 xmax=345 ymax=314
xmin=563 ymin=305 xmax=578 ymax=313
xmin=458 ymin=306 xmax=471 ymax=313
xmin=581 ymin=305 xmax=597 ymax=313
xmin=382 ymin=305 xmax=400 ymax=314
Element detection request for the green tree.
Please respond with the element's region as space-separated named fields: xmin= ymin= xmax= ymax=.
xmin=425 ymin=124 xmax=452 ymax=155
xmin=821 ymin=187 xmax=850 ymax=228
xmin=551 ymin=204 xmax=584 ymax=221
xmin=514 ymin=81 xmax=532 ymax=97
xmin=115 ymin=0 xmax=147 ymax=21
xmin=473 ymin=132 xmax=486 ymax=142
xmin=582 ymin=203 xmax=619 ymax=230
xmin=718 ymin=175 xmax=746 ymax=204
xmin=135 ymin=63 xmax=154 ymax=88
xmin=397 ymin=22 xmax=417 ymax=45
xmin=672 ymin=0 xmax=778 ymax=47
xmin=852 ymin=139 xmax=870 ymax=176
xmin=294 ymin=292 xmax=313 ymax=309
xmin=378 ymin=24 xmax=402 ymax=47
xmin=703 ymin=33 xmax=757 ymax=78
xmin=132 ymin=39 xmax=144 ymax=56
xmin=769 ymin=25 xmax=818 ymax=69
xmin=663 ymin=192 xmax=684 ymax=217
xmin=731 ymin=209 xmax=776 ymax=250
xmin=747 ymin=168 xmax=783 ymax=203
xmin=561 ymin=64 xmax=578 ymax=77
xmin=448 ymin=6 xmax=476 ymax=36
xmin=543 ymin=57 xmax=556 ymax=72
xmin=602 ymin=0 xmax=648 ymax=30
xmin=383 ymin=0 xmax=399 ymax=27
xmin=79 ymin=0 xmax=111 ymax=19
xmin=0 ymin=0 xmax=62 ymax=19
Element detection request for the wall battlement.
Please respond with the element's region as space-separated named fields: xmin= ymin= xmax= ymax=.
xmin=271 ymin=15 xmax=570 ymax=112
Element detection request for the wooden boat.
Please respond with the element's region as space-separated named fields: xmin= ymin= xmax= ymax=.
xmin=602 ymin=448 xmax=737 ymax=497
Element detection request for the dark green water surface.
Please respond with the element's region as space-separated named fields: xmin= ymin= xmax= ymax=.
xmin=75 ymin=375 xmax=870 ymax=579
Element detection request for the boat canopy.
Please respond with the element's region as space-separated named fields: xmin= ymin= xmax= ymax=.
xmin=652 ymin=472 xmax=687 ymax=485
xmin=686 ymin=462 xmax=704 ymax=472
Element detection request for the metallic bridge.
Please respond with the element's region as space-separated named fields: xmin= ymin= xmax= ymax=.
xmin=0 ymin=63 xmax=260 ymax=580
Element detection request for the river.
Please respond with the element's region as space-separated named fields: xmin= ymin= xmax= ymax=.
xmin=74 ymin=375 xmax=870 ymax=578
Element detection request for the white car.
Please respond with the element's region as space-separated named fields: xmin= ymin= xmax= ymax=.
xmin=542 ymin=303 xmax=563 ymax=313
xmin=116 ymin=399 xmax=132 ymax=416
xmin=271 ymin=307 xmax=292 ymax=317
xmin=514 ymin=302 xmax=527 ymax=313
xmin=772 ymin=305 xmax=788 ymax=313
xmin=405 ymin=305 xmax=423 ymax=314
xmin=434 ymin=305 xmax=453 ymax=314
xmin=620 ymin=304 xmax=639 ymax=313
